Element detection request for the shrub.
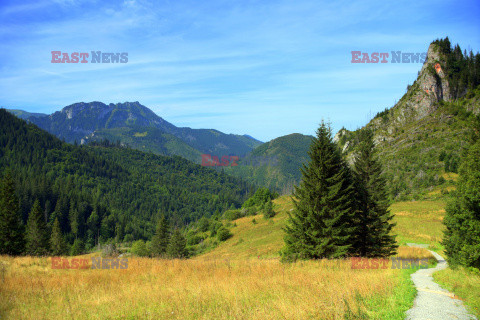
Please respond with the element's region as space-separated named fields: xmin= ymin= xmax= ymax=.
xmin=130 ymin=240 xmax=149 ymax=257
xmin=197 ymin=217 xmax=210 ymax=232
xmin=217 ymin=227 xmax=232 ymax=242
xmin=209 ymin=220 xmax=222 ymax=237
xmin=223 ymin=209 xmax=242 ymax=221
xmin=186 ymin=233 xmax=204 ymax=246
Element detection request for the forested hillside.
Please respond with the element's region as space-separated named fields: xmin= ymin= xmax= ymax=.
xmin=224 ymin=133 xmax=313 ymax=194
xmin=0 ymin=109 xmax=253 ymax=252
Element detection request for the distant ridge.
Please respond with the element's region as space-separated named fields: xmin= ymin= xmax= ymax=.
xmin=8 ymin=101 xmax=262 ymax=163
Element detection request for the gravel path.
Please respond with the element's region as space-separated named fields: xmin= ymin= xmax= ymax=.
xmin=405 ymin=243 xmax=477 ymax=320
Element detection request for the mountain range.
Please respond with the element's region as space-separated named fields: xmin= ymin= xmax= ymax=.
xmin=6 ymin=38 xmax=480 ymax=199
xmin=9 ymin=101 xmax=263 ymax=163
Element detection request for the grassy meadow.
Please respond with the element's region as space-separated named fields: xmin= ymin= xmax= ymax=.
xmin=0 ymin=195 xmax=448 ymax=320
xmin=0 ymin=247 xmax=433 ymax=320
xmin=390 ymin=199 xmax=446 ymax=252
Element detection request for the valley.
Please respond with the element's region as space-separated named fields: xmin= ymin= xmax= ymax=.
xmin=1 ymin=10 xmax=480 ymax=318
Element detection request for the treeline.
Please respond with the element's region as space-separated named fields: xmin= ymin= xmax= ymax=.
xmin=0 ymin=109 xmax=254 ymax=256
xmin=124 ymin=187 xmax=278 ymax=258
xmin=432 ymin=37 xmax=480 ymax=99
xmin=282 ymin=122 xmax=397 ymax=260
xmin=443 ymin=115 xmax=480 ymax=270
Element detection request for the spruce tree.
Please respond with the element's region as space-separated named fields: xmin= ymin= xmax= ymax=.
xmin=25 ymin=199 xmax=49 ymax=256
xmin=70 ymin=239 xmax=85 ymax=256
xmin=0 ymin=172 xmax=25 ymax=255
xmin=50 ymin=217 xmax=67 ymax=255
xmin=69 ymin=200 xmax=79 ymax=239
xmin=167 ymin=229 xmax=187 ymax=259
xmin=443 ymin=138 xmax=480 ymax=269
xmin=282 ymin=121 xmax=356 ymax=260
xmin=151 ymin=215 xmax=170 ymax=257
xmin=351 ymin=129 xmax=397 ymax=257
xmin=264 ymin=200 xmax=275 ymax=219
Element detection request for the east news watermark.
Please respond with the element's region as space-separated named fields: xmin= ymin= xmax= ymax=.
xmin=351 ymin=51 xmax=427 ymax=63
xmin=51 ymin=51 xmax=128 ymax=63
xmin=51 ymin=257 xmax=128 ymax=269
xmin=351 ymin=257 xmax=429 ymax=269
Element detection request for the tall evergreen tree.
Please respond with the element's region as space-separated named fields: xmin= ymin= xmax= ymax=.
xmin=443 ymin=135 xmax=480 ymax=269
xmin=50 ymin=217 xmax=68 ymax=255
xmin=351 ymin=129 xmax=397 ymax=257
xmin=69 ymin=200 xmax=79 ymax=239
xmin=25 ymin=199 xmax=49 ymax=256
xmin=282 ymin=121 xmax=356 ymax=260
xmin=167 ymin=228 xmax=187 ymax=259
xmin=151 ymin=215 xmax=170 ymax=257
xmin=0 ymin=172 xmax=25 ymax=255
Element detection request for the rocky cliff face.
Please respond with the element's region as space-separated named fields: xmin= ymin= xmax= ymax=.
xmin=363 ymin=42 xmax=455 ymax=144
xmin=419 ymin=44 xmax=452 ymax=103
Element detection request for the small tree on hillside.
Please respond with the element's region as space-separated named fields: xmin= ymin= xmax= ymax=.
xmin=70 ymin=239 xmax=85 ymax=256
xmin=151 ymin=215 xmax=170 ymax=257
xmin=263 ymin=200 xmax=275 ymax=219
xmin=50 ymin=217 xmax=68 ymax=255
xmin=25 ymin=199 xmax=49 ymax=256
xmin=167 ymin=229 xmax=188 ymax=259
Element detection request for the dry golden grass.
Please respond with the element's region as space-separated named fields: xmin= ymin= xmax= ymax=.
xmin=0 ymin=247 xmax=432 ymax=320
xmin=390 ymin=199 xmax=446 ymax=248
xmin=0 ymin=195 xmax=444 ymax=320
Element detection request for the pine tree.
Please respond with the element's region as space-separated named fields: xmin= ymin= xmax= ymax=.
xmin=87 ymin=208 xmax=100 ymax=247
xmin=50 ymin=217 xmax=67 ymax=255
xmin=70 ymin=239 xmax=85 ymax=256
xmin=151 ymin=215 xmax=170 ymax=257
xmin=115 ymin=223 xmax=124 ymax=244
xmin=351 ymin=129 xmax=398 ymax=257
xmin=69 ymin=200 xmax=79 ymax=239
xmin=282 ymin=121 xmax=356 ymax=260
xmin=263 ymin=200 xmax=275 ymax=219
xmin=166 ymin=229 xmax=187 ymax=259
xmin=25 ymin=199 xmax=49 ymax=256
xmin=443 ymin=137 xmax=480 ymax=269
xmin=0 ymin=172 xmax=25 ymax=255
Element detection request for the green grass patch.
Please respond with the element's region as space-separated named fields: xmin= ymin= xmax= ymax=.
xmin=434 ymin=266 xmax=480 ymax=318
xmin=360 ymin=268 xmax=417 ymax=320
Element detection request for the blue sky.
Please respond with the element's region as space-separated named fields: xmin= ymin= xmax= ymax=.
xmin=1 ymin=0 xmax=479 ymax=142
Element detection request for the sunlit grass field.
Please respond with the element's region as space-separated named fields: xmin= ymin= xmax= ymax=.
xmin=0 ymin=195 xmax=445 ymax=320
xmin=0 ymin=247 xmax=432 ymax=320
xmin=390 ymin=199 xmax=446 ymax=252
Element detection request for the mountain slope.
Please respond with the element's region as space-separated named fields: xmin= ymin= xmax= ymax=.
xmin=0 ymin=108 xmax=253 ymax=245
xmin=88 ymin=126 xmax=203 ymax=161
xmin=7 ymin=109 xmax=48 ymax=120
xmin=13 ymin=101 xmax=262 ymax=163
xmin=337 ymin=38 xmax=480 ymax=200
xmin=224 ymin=133 xmax=313 ymax=194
